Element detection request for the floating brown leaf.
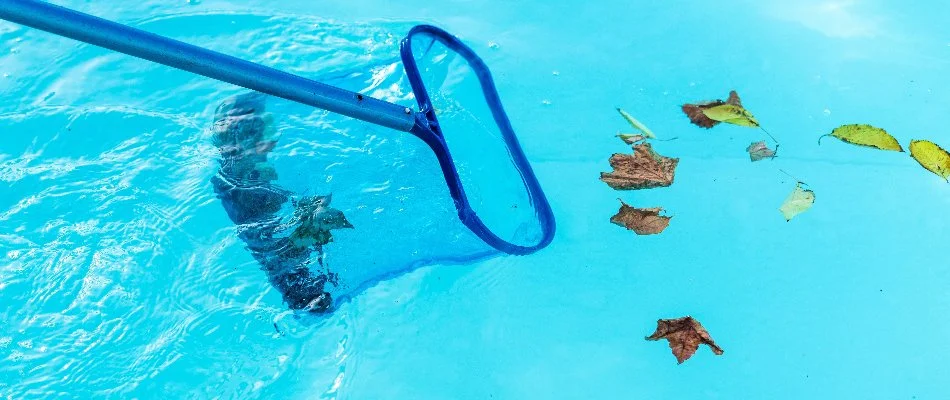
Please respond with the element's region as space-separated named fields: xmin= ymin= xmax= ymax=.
xmin=610 ymin=200 xmax=671 ymax=235
xmin=682 ymin=90 xmax=742 ymax=128
xmin=746 ymin=141 xmax=778 ymax=161
xmin=600 ymin=143 xmax=679 ymax=190
xmin=646 ymin=316 xmax=724 ymax=364
xmin=724 ymin=90 xmax=742 ymax=107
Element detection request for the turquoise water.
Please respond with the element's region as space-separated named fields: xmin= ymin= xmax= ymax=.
xmin=2 ymin=0 xmax=950 ymax=398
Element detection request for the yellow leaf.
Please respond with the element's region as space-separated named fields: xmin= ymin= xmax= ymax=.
xmin=700 ymin=104 xmax=759 ymax=128
xmin=820 ymin=124 xmax=904 ymax=152
xmin=779 ymin=183 xmax=815 ymax=222
xmin=616 ymin=108 xmax=657 ymax=138
xmin=909 ymin=139 xmax=950 ymax=181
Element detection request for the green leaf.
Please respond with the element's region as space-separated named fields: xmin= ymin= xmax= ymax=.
xmin=700 ymin=104 xmax=759 ymax=128
xmin=616 ymin=108 xmax=657 ymax=138
xmin=779 ymin=183 xmax=815 ymax=222
xmin=909 ymin=139 xmax=950 ymax=181
xmin=820 ymin=124 xmax=904 ymax=152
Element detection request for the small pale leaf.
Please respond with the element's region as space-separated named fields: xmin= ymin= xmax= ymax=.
xmin=617 ymin=133 xmax=647 ymax=145
xmin=746 ymin=141 xmax=777 ymax=162
xmin=909 ymin=139 xmax=950 ymax=181
xmin=616 ymin=108 xmax=657 ymax=138
xmin=779 ymin=183 xmax=815 ymax=222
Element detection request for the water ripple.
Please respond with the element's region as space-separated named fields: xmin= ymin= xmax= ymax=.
xmin=0 ymin=11 xmax=425 ymax=399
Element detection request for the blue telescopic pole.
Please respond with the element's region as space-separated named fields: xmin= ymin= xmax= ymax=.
xmin=0 ymin=0 xmax=418 ymax=132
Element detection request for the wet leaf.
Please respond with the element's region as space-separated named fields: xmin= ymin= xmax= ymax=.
xmin=746 ymin=141 xmax=778 ymax=162
xmin=701 ymin=104 xmax=759 ymax=128
xmin=681 ymin=90 xmax=743 ymax=128
xmin=646 ymin=316 xmax=723 ymax=364
xmin=289 ymin=194 xmax=354 ymax=249
xmin=909 ymin=139 xmax=950 ymax=181
xmin=616 ymin=108 xmax=657 ymax=138
xmin=600 ymin=143 xmax=679 ymax=190
xmin=820 ymin=124 xmax=904 ymax=152
xmin=779 ymin=183 xmax=815 ymax=222
xmin=610 ymin=200 xmax=671 ymax=235
xmin=617 ymin=133 xmax=647 ymax=145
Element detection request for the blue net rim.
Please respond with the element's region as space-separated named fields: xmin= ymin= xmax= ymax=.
xmin=399 ymin=24 xmax=556 ymax=255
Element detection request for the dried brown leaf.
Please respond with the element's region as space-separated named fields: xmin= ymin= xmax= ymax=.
xmin=725 ymin=90 xmax=742 ymax=107
xmin=681 ymin=102 xmax=721 ymax=129
xmin=682 ymin=90 xmax=743 ymax=129
xmin=600 ymin=143 xmax=679 ymax=190
xmin=746 ymin=141 xmax=778 ymax=162
xmin=646 ymin=316 xmax=724 ymax=364
xmin=610 ymin=200 xmax=671 ymax=235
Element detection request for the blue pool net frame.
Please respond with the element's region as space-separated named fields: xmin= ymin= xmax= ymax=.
xmin=0 ymin=0 xmax=556 ymax=256
xmin=401 ymin=25 xmax=556 ymax=255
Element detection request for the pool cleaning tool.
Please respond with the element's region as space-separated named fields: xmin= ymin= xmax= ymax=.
xmin=0 ymin=0 xmax=555 ymax=311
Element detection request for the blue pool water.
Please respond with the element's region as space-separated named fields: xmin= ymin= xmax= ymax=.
xmin=2 ymin=0 xmax=950 ymax=398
